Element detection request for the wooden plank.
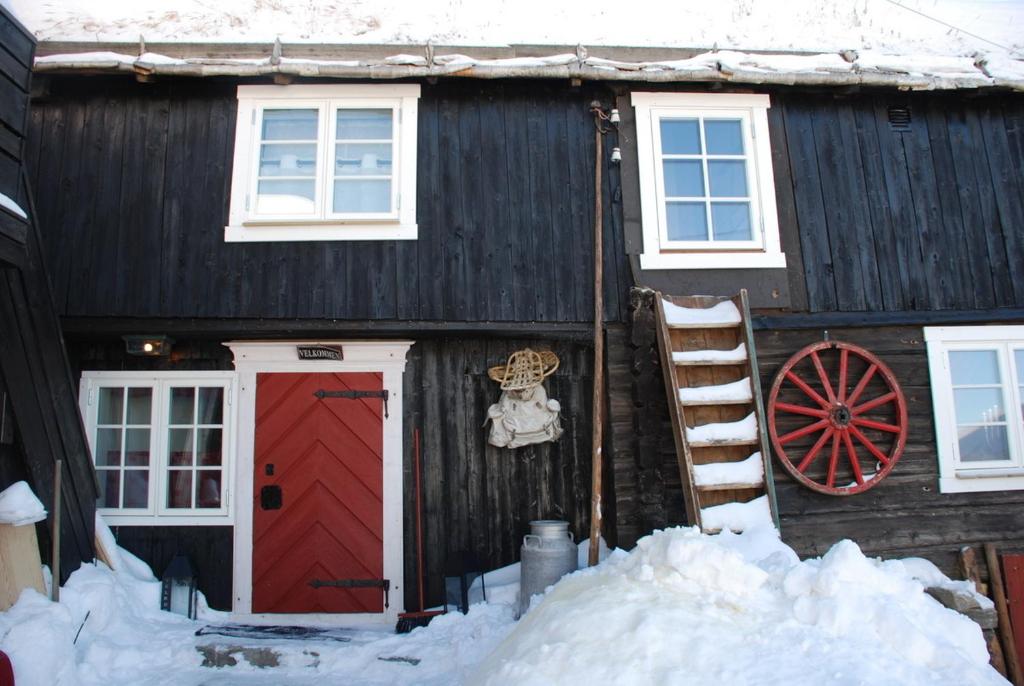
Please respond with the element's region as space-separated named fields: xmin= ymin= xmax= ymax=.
xmin=986 ymin=544 xmax=1024 ymax=686
xmin=0 ymin=9 xmax=35 ymax=69
xmin=504 ymin=91 xmax=537 ymax=322
xmin=979 ymin=102 xmax=1024 ymax=305
xmin=0 ymin=523 xmax=45 ymax=610
xmin=1003 ymin=553 xmax=1024 ymax=674
xmin=525 ymin=91 xmax=556 ymax=321
xmin=781 ymin=100 xmax=837 ymax=312
xmin=765 ymin=98 xmax=809 ymax=313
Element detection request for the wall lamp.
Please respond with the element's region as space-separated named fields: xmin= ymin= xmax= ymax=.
xmin=123 ymin=335 xmax=174 ymax=357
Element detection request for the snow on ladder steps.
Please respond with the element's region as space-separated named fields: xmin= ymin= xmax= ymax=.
xmin=693 ymin=452 xmax=765 ymax=488
xmin=672 ymin=343 xmax=747 ymax=365
xmin=662 ymin=299 xmax=741 ymax=328
xmin=678 ymin=377 xmax=752 ymax=405
xmin=701 ymin=495 xmax=773 ymax=532
xmin=686 ymin=412 xmax=758 ymax=446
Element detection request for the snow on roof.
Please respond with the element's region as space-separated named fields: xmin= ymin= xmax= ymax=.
xmin=15 ymin=0 xmax=1024 ymax=90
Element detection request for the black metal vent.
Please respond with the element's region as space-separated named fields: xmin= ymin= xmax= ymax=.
xmin=887 ymin=106 xmax=912 ymax=131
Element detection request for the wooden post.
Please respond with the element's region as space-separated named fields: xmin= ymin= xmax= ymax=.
xmin=51 ymin=459 xmax=61 ymax=602
xmin=588 ymin=113 xmax=605 ymax=567
xmin=986 ymin=543 xmax=1023 ymax=685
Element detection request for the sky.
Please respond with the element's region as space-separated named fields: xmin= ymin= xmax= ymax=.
xmin=8 ymin=0 xmax=1024 ymax=57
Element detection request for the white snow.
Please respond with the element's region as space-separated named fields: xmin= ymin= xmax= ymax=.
xmin=673 ymin=342 xmax=748 ymax=364
xmin=472 ymin=526 xmax=1004 ymax=686
xmin=12 ymin=0 xmax=1024 ymax=59
xmin=686 ymin=412 xmax=759 ymax=445
xmin=0 ymin=481 xmax=46 ymax=526
xmin=693 ymin=451 xmax=765 ymax=487
xmin=701 ymin=494 xmax=774 ymax=532
xmin=679 ymin=377 xmax=753 ymax=404
xmin=663 ymin=299 xmax=742 ymax=327
xmin=0 ymin=523 xmax=1007 ymax=686
xmin=0 ymin=191 xmax=27 ymax=221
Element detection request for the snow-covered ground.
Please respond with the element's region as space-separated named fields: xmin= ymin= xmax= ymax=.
xmin=9 ymin=0 xmax=1023 ymax=59
xmin=0 ymin=521 xmax=1006 ymax=685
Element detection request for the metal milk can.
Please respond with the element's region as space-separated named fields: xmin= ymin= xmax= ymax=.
xmin=519 ymin=519 xmax=577 ymax=616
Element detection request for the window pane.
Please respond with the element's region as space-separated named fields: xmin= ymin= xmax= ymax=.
xmin=197 ymin=429 xmax=223 ymax=466
xmin=168 ymin=428 xmax=194 ymax=466
xmin=123 ymin=471 xmax=149 ymax=508
xmin=954 ymin=388 xmax=1006 ymax=424
xmin=99 ymin=470 xmax=120 ymax=508
xmin=262 ymin=109 xmax=318 ymax=141
xmin=958 ymin=425 xmax=1011 ymax=462
xmin=95 ymin=428 xmax=122 ymax=467
xmin=167 ymin=471 xmax=192 ymax=509
xmin=660 ymin=119 xmax=701 ymax=154
xmin=705 ymin=119 xmax=744 ymax=154
xmin=950 ymin=350 xmax=1000 ymax=386
xmin=666 ymin=202 xmax=708 ymax=241
xmin=126 ymin=388 xmax=152 ymax=425
xmin=334 ymin=143 xmax=393 ymax=177
xmin=708 ymin=160 xmax=749 ymax=197
xmin=333 ymin=179 xmax=391 ymax=213
xmin=336 ymin=109 xmax=392 ymax=140
xmin=97 ymin=388 xmax=124 ymax=425
xmin=170 ymin=388 xmax=195 ymax=425
xmin=259 ymin=143 xmax=317 ymax=177
xmin=125 ymin=429 xmax=150 ymax=466
xmin=663 ymin=160 xmax=704 ymax=197
xmin=711 ymin=203 xmax=753 ymax=241
xmin=198 ymin=388 xmax=223 ymax=425
xmin=196 ymin=471 xmax=222 ymax=509
xmin=256 ymin=180 xmax=316 ymax=214
xmin=1017 ymin=349 xmax=1024 ymax=421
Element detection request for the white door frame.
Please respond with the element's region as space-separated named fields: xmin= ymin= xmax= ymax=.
xmin=225 ymin=340 xmax=413 ymax=626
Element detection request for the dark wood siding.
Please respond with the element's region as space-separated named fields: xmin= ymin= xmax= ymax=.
xmin=610 ymin=295 xmax=1024 ymax=576
xmin=70 ymin=335 xmax=594 ymax=610
xmin=778 ymin=91 xmax=1024 ymax=314
xmin=0 ymin=6 xmax=97 ymax=582
xmin=26 ymin=77 xmax=629 ymax=325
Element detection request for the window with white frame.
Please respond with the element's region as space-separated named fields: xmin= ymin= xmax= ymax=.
xmin=226 ymin=84 xmax=420 ymax=242
xmin=631 ymin=92 xmax=785 ymax=270
xmin=81 ymin=373 xmax=236 ymax=523
xmin=924 ymin=326 xmax=1024 ymax=493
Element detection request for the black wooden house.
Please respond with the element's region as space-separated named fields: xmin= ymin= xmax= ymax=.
xmin=17 ymin=34 xmax=1024 ymax=622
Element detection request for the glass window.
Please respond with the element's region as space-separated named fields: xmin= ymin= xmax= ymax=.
xmin=924 ymin=327 xmax=1024 ymax=493
xmin=631 ymin=92 xmax=785 ymax=270
xmin=85 ymin=375 xmax=232 ymax=522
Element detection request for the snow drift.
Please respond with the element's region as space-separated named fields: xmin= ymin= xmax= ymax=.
xmin=471 ymin=526 xmax=1005 ymax=686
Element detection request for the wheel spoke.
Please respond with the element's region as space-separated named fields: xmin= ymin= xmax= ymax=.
xmin=852 ymin=417 xmax=902 ymax=434
xmin=846 ymin=364 xmax=878 ymax=407
xmin=852 ymin=391 xmax=897 ymax=416
xmin=842 ymin=430 xmax=864 ymax=485
xmin=796 ymin=428 xmax=834 ymax=473
xmin=826 ymin=433 xmax=841 ymax=488
xmin=849 ymin=424 xmax=891 ymax=466
xmin=775 ymin=402 xmax=828 ymax=419
xmin=838 ymin=348 xmax=849 ymax=403
xmin=810 ymin=350 xmax=837 ymax=404
xmin=779 ymin=418 xmax=829 ymax=445
xmin=785 ymin=370 xmax=831 ymax=409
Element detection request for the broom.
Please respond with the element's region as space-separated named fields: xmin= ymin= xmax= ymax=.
xmin=396 ymin=428 xmax=444 ymax=633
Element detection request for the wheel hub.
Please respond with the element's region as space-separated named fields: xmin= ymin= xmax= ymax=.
xmin=830 ymin=404 xmax=852 ymax=428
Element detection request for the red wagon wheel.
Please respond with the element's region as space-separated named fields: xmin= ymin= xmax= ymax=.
xmin=767 ymin=341 xmax=908 ymax=496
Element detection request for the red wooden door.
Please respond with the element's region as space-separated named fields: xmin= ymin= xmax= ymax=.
xmin=252 ymin=372 xmax=385 ymax=613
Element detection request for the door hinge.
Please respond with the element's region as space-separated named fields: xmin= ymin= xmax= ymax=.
xmin=227 ymin=387 xmax=233 ymax=406
xmin=87 ymin=387 xmax=95 ymax=406
xmin=314 ymin=389 xmax=390 ymax=418
xmin=308 ymin=578 xmax=390 ymax=609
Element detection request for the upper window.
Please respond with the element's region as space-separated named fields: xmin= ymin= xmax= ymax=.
xmin=80 ymin=373 xmax=236 ymax=524
xmin=924 ymin=326 xmax=1024 ymax=493
xmin=632 ymin=92 xmax=784 ymax=270
xmin=226 ymin=84 xmax=420 ymax=242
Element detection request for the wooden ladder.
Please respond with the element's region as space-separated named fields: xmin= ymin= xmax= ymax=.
xmin=653 ymin=289 xmax=780 ymax=533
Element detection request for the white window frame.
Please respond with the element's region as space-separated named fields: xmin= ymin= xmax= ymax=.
xmin=226 ymin=84 xmax=420 ymax=242
xmin=80 ymin=372 xmax=238 ymax=524
xmin=632 ymin=92 xmax=785 ymax=270
xmin=924 ymin=325 xmax=1024 ymax=493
